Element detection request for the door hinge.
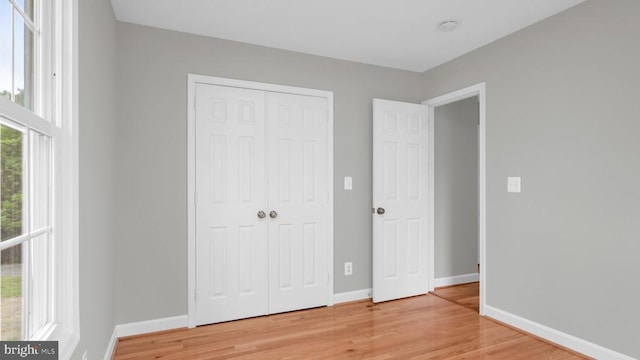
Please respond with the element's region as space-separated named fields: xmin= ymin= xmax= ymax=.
xmin=194 ymin=192 xmax=198 ymax=206
xmin=194 ymin=288 xmax=198 ymax=302
xmin=327 ymin=273 xmax=330 ymax=285
xmin=194 ymin=96 xmax=197 ymax=111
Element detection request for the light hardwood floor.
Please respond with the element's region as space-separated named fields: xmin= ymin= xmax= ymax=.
xmin=432 ymin=282 xmax=480 ymax=313
xmin=114 ymin=292 xmax=588 ymax=359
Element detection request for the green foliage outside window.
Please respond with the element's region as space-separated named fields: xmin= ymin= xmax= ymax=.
xmin=1 ymin=124 xmax=23 ymax=263
xmin=1 ymin=120 xmax=24 ymax=341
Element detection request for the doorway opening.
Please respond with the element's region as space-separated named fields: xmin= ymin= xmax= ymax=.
xmin=431 ymin=96 xmax=480 ymax=312
xmin=423 ymin=84 xmax=486 ymax=315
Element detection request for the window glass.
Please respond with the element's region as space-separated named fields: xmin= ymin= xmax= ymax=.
xmin=1 ymin=243 xmax=23 ymax=341
xmin=1 ymin=124 xmax=24 ymax=242
xmin=14 ymin=11 xmax=35 ymax=111
xmin=1 ymin=57 xmax=27 ymax=342
xmin=0 ymin=1 xmax=11 ymax=101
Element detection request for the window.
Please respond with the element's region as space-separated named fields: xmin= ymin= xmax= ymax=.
xmin=1 ymin=122 xmax=52 ymax=340
xmin=0 ymin=0 xmax=77 ymax=356
xmin=1 ymin=0 xmax=36 ymax=111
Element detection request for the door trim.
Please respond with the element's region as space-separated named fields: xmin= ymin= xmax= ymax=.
xmin=187 ymin=74 xmax=334 ymax=328
xmin=423 ymin=82 xmax=486 ymax=315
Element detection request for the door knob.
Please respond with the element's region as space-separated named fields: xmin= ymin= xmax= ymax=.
xmin=376 ymin=207 xmax=385 ymax=215
xmin=269 ymin=210 xmax=278 ymax=219
xmin=257 ymin=210 xmax=266 ymax=219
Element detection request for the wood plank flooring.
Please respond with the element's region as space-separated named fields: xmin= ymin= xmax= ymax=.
xmin=114 ymin=293 xmax=588 ymax=359
xmin=432 ymin=282 xmax=480 ymax=312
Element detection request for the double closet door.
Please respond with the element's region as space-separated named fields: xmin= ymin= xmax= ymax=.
xmin=194 ymin=83 xmax=330 ymax=326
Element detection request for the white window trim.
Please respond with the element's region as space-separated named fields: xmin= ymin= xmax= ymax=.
xmin=0 ymin=0 xmax=78 ymax=357
xmin=52 ymin=0 xmax=80 ymax=357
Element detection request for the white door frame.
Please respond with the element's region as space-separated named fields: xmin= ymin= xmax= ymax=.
xmin=423 ymin=82 xmax=486 ymax=315
xmin=187 ymin=74 xmax=335 ymax=328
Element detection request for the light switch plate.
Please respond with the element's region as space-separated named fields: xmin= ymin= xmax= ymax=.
xmin=344 ymin=176 xmax=353 ymax=190
xmin=507 ymin=177 xmax=521 ymax=193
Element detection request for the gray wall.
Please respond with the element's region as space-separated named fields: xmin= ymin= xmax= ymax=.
xmin=114 ymin=23 xmax=424 ymax=323
xmin=72 ymin=0 xmax=117 ymax=358
xmin=76 ymin=1 xmax=640 ymax=358
xmin=422 ymin=0 xmax=640 ymax=357
xmin=434 ymin=97 xmax=478 ymax=279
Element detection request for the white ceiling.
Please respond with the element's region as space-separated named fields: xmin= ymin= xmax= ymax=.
xmin=110 ymin=0 xmax=585 ymax=72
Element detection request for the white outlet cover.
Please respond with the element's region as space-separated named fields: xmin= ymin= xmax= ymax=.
xmin=507 ymin=176 xmax=521 ymax=193
xmin=344 ymin=262 xmax=353 ymax=275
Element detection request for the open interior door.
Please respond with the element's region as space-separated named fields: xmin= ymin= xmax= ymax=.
xmin=372 ymin=99 xmax=429 ymax=303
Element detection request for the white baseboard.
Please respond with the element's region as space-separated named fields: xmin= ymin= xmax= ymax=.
xmin=103 ymin=327 xmax=118 ymax=360
xmin=116 ymin=315 xmax=188 ymax=338
xmin=333 ymin=288 xmax=372 ymax=304
xmin=104 ymin=315 xmax=188 ymax=359
xmin=433 ymin=273 xmax=479 ymax=288
xmin=485 ymin=305 xmax=635 ymax=360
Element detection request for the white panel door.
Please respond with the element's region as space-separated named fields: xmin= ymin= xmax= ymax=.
xmin=267 ymin=92 xmax=330 ymax=314
xmin=372 ymin=99 xmax=429 ymax=303
xmin=194 ymin=84 xmax=268 ymax=325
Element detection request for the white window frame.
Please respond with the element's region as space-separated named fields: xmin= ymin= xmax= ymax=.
xmin=0 ymin=98 xmax=56 ymax=340
xmin=0 ymin=0 xmax=78 ymax=357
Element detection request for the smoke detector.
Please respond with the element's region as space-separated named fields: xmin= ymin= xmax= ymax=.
xmin=438 ymin=20 xmax=459 ymax=32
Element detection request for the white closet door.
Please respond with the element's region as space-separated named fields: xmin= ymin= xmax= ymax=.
xmin=267 ymin=92 xmax=330 ymax=314
xmin=372 ymin=99 xmax=429 ymax=303
xmin=194 ymin=84 xmax=268 ymax=325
